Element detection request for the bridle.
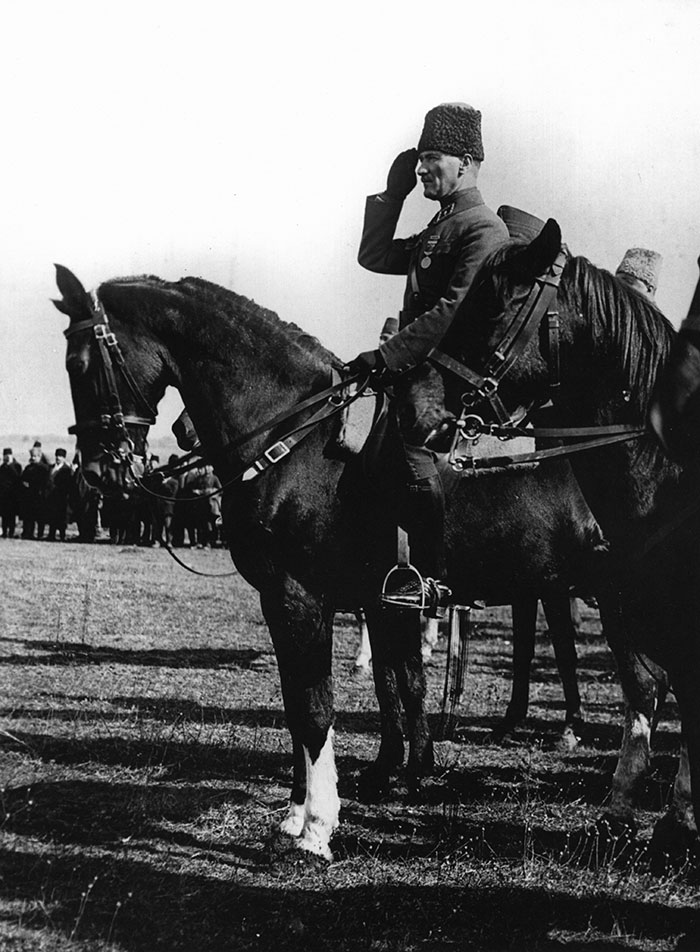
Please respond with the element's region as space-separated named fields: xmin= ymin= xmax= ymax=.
xmin=429 ymin=248 xmax=568 ymax=425
xmin=64 ymin=290 xmax=157 ymax=467
xmin=427 ymin=246 xmax=646 ymax=470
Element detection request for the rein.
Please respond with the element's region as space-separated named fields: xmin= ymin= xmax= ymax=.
xmin=446 ymin=417 xmax=647 ymax=472
xmin=162 ymin=541 xmax=239 ymax=578
xmin=128 ymin=370 xmax=371 ymax=504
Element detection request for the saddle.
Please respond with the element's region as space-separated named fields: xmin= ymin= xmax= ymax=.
xmin=327 ymin=380 xmax=391 ymax=475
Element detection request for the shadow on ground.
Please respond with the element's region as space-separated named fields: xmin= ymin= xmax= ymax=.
xmin=0 ymin=842 xmax=695 ymax=952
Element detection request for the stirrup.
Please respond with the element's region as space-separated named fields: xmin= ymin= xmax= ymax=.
xmin=381 ymin=563 xmax=452 ymax=619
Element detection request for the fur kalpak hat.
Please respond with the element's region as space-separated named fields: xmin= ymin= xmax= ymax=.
xmin=417 ymin=102 xmax=484 ymax=161
xmin=616 ymin=248 xmax=663 ymax=294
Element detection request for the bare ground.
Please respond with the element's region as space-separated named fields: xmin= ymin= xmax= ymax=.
xmin=0 ymin=537 xmax=698 ymax=951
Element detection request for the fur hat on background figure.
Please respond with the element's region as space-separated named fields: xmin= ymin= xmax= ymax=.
xmin=417 ymin=103 xmax=484 ymax=161
xmin=616 ymin=248 xmax=663 ymax=296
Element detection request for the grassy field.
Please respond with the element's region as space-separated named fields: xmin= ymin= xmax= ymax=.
xmin=0 ymin=537 xmax=698 ymax=951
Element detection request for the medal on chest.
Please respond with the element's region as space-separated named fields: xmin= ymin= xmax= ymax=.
xmin=420 ymin=233 xmax=440 ymax=270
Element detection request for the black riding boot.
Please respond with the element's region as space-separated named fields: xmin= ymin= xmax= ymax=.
xmin=382 ymin=474 xmax=451 ymax=616
xmin=405 ymin=474 xmax=447 ymax=580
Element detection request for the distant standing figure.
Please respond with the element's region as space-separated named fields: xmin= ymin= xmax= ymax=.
xmin=150 ymin=456 xmax=181 ymax=547
xmin=615 ymin=247 xmax=662 ymax=301
xmin=31 ymin=440 xmax=52 ymax=468
xmin=21 ymin=447 xmax=50 ymax=539
xmin=0 ymin=448 xmax=22 ymax=538
xmin=192 ymin=464 xmax=222 ymax=546
xmin=46 ymin=448 xmax=73 ymax=541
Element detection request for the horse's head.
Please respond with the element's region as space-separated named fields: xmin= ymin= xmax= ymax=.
xmin=444 ymin=218 xmax=566 ymax=419
xmin=53 ymin=265 xmax=166 ymax=491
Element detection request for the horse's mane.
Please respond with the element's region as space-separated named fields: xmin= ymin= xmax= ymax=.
xmin=561 ymin=255 xmax=676 ymax=407
xmin=101 ymin=274 xmax=342 ymax=369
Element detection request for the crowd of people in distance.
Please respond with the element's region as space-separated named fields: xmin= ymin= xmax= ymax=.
xmin=0 ymin=441 xmax=223 ymax=548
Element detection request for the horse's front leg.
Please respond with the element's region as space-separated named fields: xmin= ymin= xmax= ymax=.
xmin=260 ymin=579 xmax=339 ymax=861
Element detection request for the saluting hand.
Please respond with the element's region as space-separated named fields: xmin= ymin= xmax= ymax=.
xmin=385 ymin=148 xmax=418 ymax=200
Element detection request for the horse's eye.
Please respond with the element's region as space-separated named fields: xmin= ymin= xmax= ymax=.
xmin=66 ymin=344 xmax=91 ymax=375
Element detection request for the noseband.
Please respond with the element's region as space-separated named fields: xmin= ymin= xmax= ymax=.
xmin=64 ymin=291 xmax=157 ymax=462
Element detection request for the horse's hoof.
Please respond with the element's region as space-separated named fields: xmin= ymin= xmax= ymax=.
xmin=649 ymin=813 xmax=699 ymax=875
xmin=405 ymin=757 xmax=433 ymax=803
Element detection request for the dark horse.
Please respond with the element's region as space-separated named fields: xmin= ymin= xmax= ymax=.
xmin=437 ymin=219 xmax=700 ymax=852
xmin=55 ymin=265 xmax=607 ymax=861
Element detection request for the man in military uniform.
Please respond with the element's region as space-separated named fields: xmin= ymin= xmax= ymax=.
xmin=348 ymin=102 xmax=508 ymax=611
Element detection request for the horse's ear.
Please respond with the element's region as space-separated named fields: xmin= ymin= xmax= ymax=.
xmin=53 ymin=264 xmax=91 ymax=318
xmin=51 ymin=298 xmax=71 ymax=316
xmin=512 ymin=219 xmax=562 ymax=279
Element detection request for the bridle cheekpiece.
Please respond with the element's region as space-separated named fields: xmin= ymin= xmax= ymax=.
xmin=63 ymin=289 xmax=157 ymax=463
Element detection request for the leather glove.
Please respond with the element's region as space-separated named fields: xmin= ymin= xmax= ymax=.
xmin=346 ymin=349 xmax=387 ymax=378
xmin=385 ymin=148 xmax=418 ymax=200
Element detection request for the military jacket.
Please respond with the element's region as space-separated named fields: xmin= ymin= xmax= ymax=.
xmin=358 ymin=187 xmax=508 ymax=372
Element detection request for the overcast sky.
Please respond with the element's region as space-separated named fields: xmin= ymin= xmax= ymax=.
xmin=2 ymin=0 xmax=699 ymax=446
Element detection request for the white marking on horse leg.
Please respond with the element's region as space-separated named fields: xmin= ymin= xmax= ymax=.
xmin=279 ymin=800 xmax=305 ymax=838
xmin=297 ymin=728 xmax=340 ymax=861
xmin=421 ymin=617 xmax=439 ymax=661
xmin=354 ymin=612 xmax=372 ymax=670
xmin=609 ymin=704 xmax=651 ymax=818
